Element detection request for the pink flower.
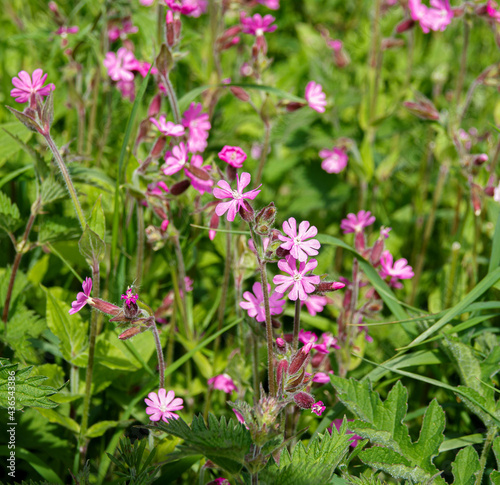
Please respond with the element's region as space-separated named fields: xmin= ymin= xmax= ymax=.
xmin=305 ymin=81 xmax=327 ymax=113
xmin=494 ymin=182 xmax=500 ymax=202
xmin=233 ymin=408 xmax=248 ymax=428
xmin=380 ymin=250 xmax=414 ymax=280
xmin=219 ymin=146 xmax=247 ymax=168
xmin=278 ymin=217 xmax=321 ymax=262
xmin=211 ymin=479 xmax=231 ymax=485
xmin=408 ymin=0 xmax=453 ymax=33
xmin=11 ymin=69 xmax=55 ymax=104
xmin=298 ymin=329 xmax=318 ymax=345
xmin=144 ymin=389 xmax=184 ymax=422
xmin=273 ymin=256 xmax=320 ymax=301
xmin=185 ymin=155 xmax=213 ymax=194
xmin=116 ymin=80 xmax=135 ymax=101
xmin=108 ymin=20 xmax=138 ymax=41
xmin=121 ymin=287 xmax=139 ymax=307
xmin=319 ymin=147 xmax=348 ymax=174
xmin=314 ymin=333 xmax=340 ymax=354
xmin=208 ymin=374 xmax=237 ymax=393
xmin=103 ymin=48 xmax=136 ymax=82
xmin=257 ymin=0 xmax=280 ymax=9
xmin=182 ymin=103 xmax=211 ymax=153
xmin=69 ymin=277 xmax=93 ymax=314
xmin=131 ymin=60 xmax=157 ymax=78
xmin=166 ymin=0 xmax=207 ymax=17
xmin=240 ymin=13 xmax=277 ymax=36
xmin=327 ymin=39 xmax=343 ymax=51
xmin=150 ymin=116 xmax=185 ymax=137
xmin=213 ymin=172 xmax=261 ymax=222
xmin=380 ymin=226 xmax=392 ymax=239
xmin=487 ymin=1 xmax=500 ymax=22
xmin=56 ymin=26 xmax=79 ymax=37
xmin=340 ymin=210 xmax=376 ymax=234
xmin=302 ymin=295 xmax=328 ymax=316
xmin=240 ymin=282 xmax=286 ymax=322
xmin=163 ymin=142 xmax=189 ymax=175
xmin=140 ymin=0 xmax=155 ymax=5
xmin=329 ymin=419 xmax=361 ymax=447
xmin=311 ymin=401 xmax=326 ymax=416
xmin=312 ymin=371 xmax=334 ymax=383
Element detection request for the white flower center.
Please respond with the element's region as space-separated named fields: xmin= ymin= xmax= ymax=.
xmin=231 ymin=190 xmax=242 ymax=199
xmin=293 ymin=236 xmax=302 ymax=245
xmin=293 ymin=273 xmax=302 ymax=282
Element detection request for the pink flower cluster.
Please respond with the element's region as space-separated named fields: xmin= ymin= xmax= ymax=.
xmin=408 ymin=0 xmax=453 ymax=33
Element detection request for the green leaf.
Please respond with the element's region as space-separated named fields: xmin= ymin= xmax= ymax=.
xmin=489 ymin=211 xmax=500 ymax=273
xmin=0 ymin=190 xmax=21 ymax=233
xmin=86 ymin=420 xmax=131 ymax=438
xmin=79 ymin=224 xmax=106 ymax=266
xmin=89 ymin=195 xmax=105 ymax=241
xmin=40 ymin=177 xmax=66 ymax=206
xmin=493 ymin=436 xmax=500 ymax=469
xmin=43 ymin=286 xmax=88 ymax=366
xmin=331 ymin=377 xmax=446 ymax=484
xmin=5 ymin=307 xmax=46 ymax=363
xmin=6 ymin=105 xmax=41 ymax=133
xmin=0 ymin=362 xmax=59 ymax=409
xmin=153 ymin=414 xmax=252 ymax=475
xmin=451 ymin=446 xmax=480 ymax=485
xmin=35 ymin=407 xmax=80 ymax=433
xmin=38 ymin=216 xmax=80 ymax=244
xmin=491 ymin=470 xmax=500 ymax=485
xmin=0 ymin=122 xmax=33 ymax=166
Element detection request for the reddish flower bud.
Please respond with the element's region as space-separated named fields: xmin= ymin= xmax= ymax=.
xmin=166 ymin=10 xmax=175 ymax=47
xmin=239 ymin=200 xmax=254 ymax=222
xmin=395 ymin=18 xmax=415 ymax=33
xmin=230 ymin=86 xmax=250 ymax=102
xmin=89 ymin=298 xmax=122 ymax=315
xmin=286 ymin=369 xmax=305 ymax=391
xmin=381 ymin=37 xmax=405 ymax=50
xmin=271 ymin=318 xmax=281 ymax=329
xmin=148 ymin=94 xmax=162 ymax=118
xmin=293 ymin=391 xmax=315 ymax=409
xmin=209 ymin=213 xmax=220 ymax=240
xmin=170 ymin=179 xmax=191 ymax=195
xmin=151 ymin=137 xmax=166 ymax=159
xmin=315 ymin=281 xmax=346 ymax=293
xmin=118 ymin=326 xmax=143 ymax=340
xmin=276 ymin=337 xmax=287 ymax=351
xmin=354 ymin=231 xmax=366 ymax=252
xmin=485 ymin=185 xmax=495 ymax=197
xmin=471 ymin=183 xmax=482 ymax=216
xmin=185 ymin=164 xmax=211 ymax=181
xmin=276 ymin=359 xmax=288 ymax=390
xmin=289 ymin=343 xmax=313 ymax=375
xmin=311 ymin=352 xmax=324 ymax=368
xmin=286 ymin=102 xmax=306 ymax=112
xmin=403 ymin=99 xmax=440 ymax=121
xmin=256 ymin=202 xmax=276 ymax=227
xmin=226 ymin=164 xmax=237 ymax=182
xmin=370 ymin=239 xmax=385 ymax=266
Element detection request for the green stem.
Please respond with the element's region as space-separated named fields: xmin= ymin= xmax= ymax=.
xmin=255 ymin=121 xmax=271 ymax=185
xmin=151 ymin=319 xmax=165 ymax=389
xmin=445 ymin=242 xmax=461 ymax=308
xmin=163 ymin=73 xmax=181 ymax=124
xmin=454 ymin=20 xmax=470 ymax=108
xmin=86 ymin=68 xmax=101 ymax=155
xmin=292 ymin=299 xmax=301 ymax=352
xmin=136 ymin=204 xmax=144 ymax=287
xmin=70 ymin=365 xmax=79 ymax=395
xmin=475 ymin=427 xmax=497 ymax=485
xmin=252 ymin=331 xmax=260 ymax=403
xmin=172 ymin=232 xmax=189 ymax=335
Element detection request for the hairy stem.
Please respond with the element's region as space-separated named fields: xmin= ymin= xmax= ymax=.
xmin=151 ymin=319 xmax=165 ymax=389
xmin=136 ymin=203 xmax=144 ymax=287
xmin=292 ymin=299 xmax=301 ymax=352
xmin=475 ymin=427 xmax=497 ymax=485
xmin=255 ymin=121 xmax=271 ymax=185
xmin=454 ymin=20 xmax=469 ymax=108
xmin=163 ymin=73 xmax=181 ymax=124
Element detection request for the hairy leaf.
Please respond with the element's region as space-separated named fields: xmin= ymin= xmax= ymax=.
xmin=451 ymin=446 xmax=480 ymax=485
xmin=40 ymin=177 xmax=66 ymax=205
xmin=0 ymin=190 xmax=21 ymax=233
xmin=37 ymin=216 xmax=80 ymax=244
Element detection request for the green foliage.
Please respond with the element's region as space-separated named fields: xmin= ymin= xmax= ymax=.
xmin=40 ymin=177 xmax=66 ymax=206
xmin=37 ymin=216 xmax=80 ymax=244
xmin=0 ymin=190 xmax=21 ymax=233
xmin=451 ymin=446 xmax=480 ymax=485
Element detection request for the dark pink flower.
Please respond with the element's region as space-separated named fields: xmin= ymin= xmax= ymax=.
xmin=380 ymin=250 xmax=414 ymax=280
xmin=232 ymin=408 xmax=248 ymax=428
xmin=340 ymin=210 xmax=376 ymax=234
xmin=166 ymin=0 xmax=207 ymax=17
xmin=69 ymin=277 xmax=93 ymax=314
xmin=163 ymin=142 xmax=189 ymax=175
xmin=219 ymin=146 xmax=247 ymax=168
xmin=314 ymin=333 xmax=340 ymax=354
xmin=278 ymin=217 xmax=321 ymax=262
xmin=131 ymin=60 xmax=157 ymax=78
xmin=305 ymin=81 xmax=327 ymax=113
xmin=298 ymin=329 xmax=318 ymax=345
xmin=311 ymin=401 xmax=326 ymax=416
xmin=108 ymin=20 xmax=138 ymax=41
xmin=408 ymin=0 xmax=453 ymax=33
xmin=327 ymin=39 xmax=343 ymax=51
xmin=240 ymin=282 xmax=286 ymax=322
xmin=210 ymin=479 xmax=231 ymax=485
xmin=240 ymin=13 xmax=277 ymax=36
xmin=182 ymin=103 xmax=211 ymax=153
xmin=257 ymin=0 xmax=279 ymax=9
xmin=213 ymin=172 xmax=261 ymax=222
xmin=185 ymin=155 xmax=213 ymax=194
xmin=273 ymin=256 xmax=320 ymax=301
xmin=312 ymin=371 xmax=334 ymax=383
xmin=103 ymin=48 xmax=136 ymax=82
xmin=121 ymin=287 xmax=139 ymax=307
xmin=56 ymin=26 xmax=79 ymax=37
xmin=145 ymin=389 xmax=184 ymax=422
xmin=380 ymin=226 xmax=392 ymax=239
xmin=329 ymin=418 xmax=361 ymax=447
xmin=150 ymin=115 xmax=185 ymax=136
xmin=208 ymin=374 xmax=237 ymax=393
xmin=302 ymin=295 xmax=328 ymax=316
xmin=487 ymin=1 xmax=500 ymax=22
xmin=11 ymin=69 xmax=55 ymax=104
xmin=319 ymin=147 xmax=348 ymax=174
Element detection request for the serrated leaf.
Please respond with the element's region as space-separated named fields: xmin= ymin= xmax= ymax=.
xmin=89 ymin=196 xmax=105 ymax=241
xmin=43 ymin=286 xmax=88 ymax=366
xmin=0 ymin=122 xmax=34 ymax=166
xmin=5 ymin=307 xmax=46 ymax=363
xmin=451 ymin=445 xmax=480 ymax=485
xmin=491 ymin=470 xmax=500 ymax=485
xmin=40 ymin=177 xmax=66 ymax=205
xmin=35 ymin=407 xmax=80 ymax=433
xmin=0 ymin=362 xmax=59 ymax=409
xmin=0 ymin=190 xmax=21 ymax=233
xmin=38 ymin=216 xmax=80 ymax=244
xmin=79 ymin=224 xmax=105 ymax=266
xmin=455 ymin=385 xmax=499 ymax=428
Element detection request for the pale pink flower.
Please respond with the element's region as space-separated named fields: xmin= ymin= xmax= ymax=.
xmin=240 ymin=13 xmax=277 ymax=36
xmin=240 ymin=282 xmax=286 ymax=322
xmin=150 ymin=115 xmax=185 ymax=136
xmin=69 ymin=277 xmax=93 ymax=314
xmin=257 ymin=0 xmax=279 ymax=8
xmin=163 ymin=142 xmax=189 ymax=175
xmin=329 ymin=419 xmax=361 ymax=447
xmin=340 ymin=210 xmax=376 ymax=234
xmin=298 ymin=329 xmax=318 ymax=345
xmin=311 ymin=401 xmax=326 ymax=416
xmin=233 ymin=408 xmax=248 ymax=428
xmin=121 ymin=287 xmax=139 ymax=307
xmin=314 ymin=333 xmax=340 ymax=354
xmin=208 ymin=374 xmax=237 ymax=393
xmin=494 ymin=182 xmax=500 ymax=202
xmin=145 ymin=389 xmax=184 ymax=422
xmin=213 ymin=172 xmax=261 ymax=222
xmin=56 ymin=26 xmax=79 ymax=37
xmin=140 ymin=0 xmax=155 ymax=5
xmin=185 ymin=155 xmax=213 ymax=194
xmin=305 ymin=81 xmax=327 ymax=113
xmin=319 ymin=147 xmax=348 ymax=174
xmin=182 ymin=103 xmax=211 ymax=153
xmin=302 ymin=295 xmax=328 ymax=316
xmin=278 ymin=217 xmax=321 ymax=262
xmin=273 ymin=256 xmax=320 ymax=301
xmin=103 ymin=48 xmax=136 ymax=82
xmin=488 ymin=1 xmax=500 ymax=22
xmin=11 ymin=69 xmax=55 ymax=104
xmin=166 ymin=0 xmax=207 ymax=17
xmin=313 ymin=371 xmax=334 ymax=383
xmin=116 ymin=80 xmax=135 ymax=101
xmin=380 ymin=226 xmax=392 ymax=239
xmin=219 ymin=146 xmax=247 ymax=168
xmin=408 ymin=0 xmax=453 ymax=33
xmin=380 ymin=250 xmax=414 ymax=280
xmin=108 ymin=20 xmax=138 ymax=41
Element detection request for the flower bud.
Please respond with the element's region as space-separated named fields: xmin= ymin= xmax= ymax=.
xmin=395 ymin=18 xmax=415 ymax=33
xmin=370 ymin=239 xmax=384 ymax=266
xmin=286 ymin=102 xmax=306 ymax=112
xmin=226 ymin=164 xmax=237 ymax=182
xmin=166 ymin=10 xmax=175 ymax=47
xmin=311 ymin=352 xmax=324 ymax=368
xmin=185 ymin=164 xmax=211 ymax=181
xmin=293 ymin=391 xmax=315 ymax=409
xmin=286 ymin=369 xmax=305 ymax=391
xmin=118 ymin=326 xmax=143 ymax=340
xmin=381 ymin=37 xmax=405 ymax=50
xmin=315 ymin=281 xmax=346 ymax=293
xmin=354 ymin=231 xmax=366 ymax=252
xmin=471 ymin=183 xmax=482 ymax=216
xmin=230 ymin=86 xmax=250 ymax=102
xmin=90 ymin=298 xmax=122 ymax=315
xmin=151 ymin=137 xmax=166 ymax=159
xmin=255 ymin=202 xmax=276 ymax=227
xmin=472 ymin=153 xmax=488 ymax=166
xmin=148 ymin=94 xmax=162 ymax=118
xmin=276 ymin=246 xmax=290 ymax=259
xmin=239 ymin=200 xmax=254 ymax=222
xmin=209 ymin=213 xmax=220 ymax=240
xmin=289 ymin=343 xmax=313 ymax=375
xmin=170 ymin=179 xmax=191 ymax=195
xmin=403 ymin=99 xmax=440 ymax=121
xmin=276 ymin=337 xmax=287 ymax=352
xmin=124 ymin=300 xmax=140 ymax=319
xmin=276 ymin=359 xmax=288 ymax=390
xmin=485 ymin=185 xmax=496 ymax=197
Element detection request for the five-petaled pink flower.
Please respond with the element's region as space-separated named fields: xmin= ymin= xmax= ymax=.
xmin=408 ymin=0 xmax=453 ymax=33
xmin=379 ymin=250 xmax=414 ymax=280
xmin=311 ymin=401 xmax=326 ymax=416
xmin=145 ymin=388 xmax=184 ymax=422
xmin=213 ymin=172 xmax=261 ymax=222
xmin=69 ymin=277 xmax=93 ymax=315
xmin=278 ymin=217 xmax=321 ymax=262
xmin=208 ymin=374 xmax=237 ymax=393
xmin=11 ymin=69 xmax=55 ymax=104
xmin=121 ymin=287 xmax=139 ymax=307
xmin=240 ymin=282 xmax=286 ymax=322
xmin=182 ymin=103 xmax=211 ymax=153
xmin=305 ymin=81 xmax=327 ymax=113
xmin=163 ymin=142 xmax=189 ymax=175
xmin=319 ymin=147 xmax=348 ymax=174
xmin=150 ymin=116 xmax=185 ymax=137
xmin=240 ymin=13 xmax=277 ymax=36
xmin=219 ymin=146 xmax=247 ymax=168
xmin=302 ymin=295 xmax=328 ymax=316
xmin=340 ymin=210 xmax=376 ymax=234
xmin=273 ymin=256 xmax=320 ymax=301
xmin=103 ymin=48 xmax=136 ymax=82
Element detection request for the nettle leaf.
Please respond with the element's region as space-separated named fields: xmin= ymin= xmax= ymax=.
xmin=153 ymin=413 xmax=252 ymax=475
xmin=5 ymin=307 xmax=46 ymax=363
xmin=258 ymin=426 xmax=352 ymax=485
xmin=331 ymin=377 xmax=446 ymax=484
xmin=38 ymin=216 xmax=80 ymax=244
xmin=451 ymin=446 xmax=480 ymax=485
xmin=40 ymin=177 xmax=66 ymax=206
xmin=0 ymin=362 xmax=60 ymax=409
xmin=79 ymin=224 xmax=105 ymax=266
xmin=0 ymin=190 xmax=21 ymax=233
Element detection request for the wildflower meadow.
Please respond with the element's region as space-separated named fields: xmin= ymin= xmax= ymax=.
xmin=1 ymin=0 xmax=500 ymax=483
